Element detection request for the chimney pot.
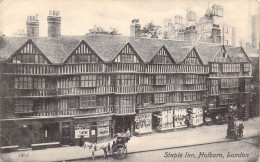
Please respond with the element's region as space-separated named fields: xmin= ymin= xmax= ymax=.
xmin=49 ymin=10 xmax=52 ymax=15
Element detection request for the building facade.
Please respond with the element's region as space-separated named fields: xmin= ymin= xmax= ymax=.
xmin=0 ymin=12 xmax=252 ymax=149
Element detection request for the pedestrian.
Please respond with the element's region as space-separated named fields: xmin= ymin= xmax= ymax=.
xmin=79 ymin=135 xmax=84 ymax=147
xmin=237 ymin=123 xmax=244 ymax=137
xmin=126 ymin=128 xmax=131 ymax=142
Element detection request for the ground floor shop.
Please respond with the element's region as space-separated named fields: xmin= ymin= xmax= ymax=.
xmin=134 ymin=104 xmax=204 ymax=135
xmin=0 ymin=114 xmax=113 ymax=149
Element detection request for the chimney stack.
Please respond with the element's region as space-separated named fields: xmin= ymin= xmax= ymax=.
xmin=47 ymin=10 xmax=61 ymax=38
xmin=26 ymin=14 xmax=39 ymax=37
xmin=130 ymin=19 xmax=141 ymax=39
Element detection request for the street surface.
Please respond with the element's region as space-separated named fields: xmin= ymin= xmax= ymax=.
xmin=70 ymin=137 xmax=260 ymax=162
xmin=1 ymin=117 xmax=259 ymax=162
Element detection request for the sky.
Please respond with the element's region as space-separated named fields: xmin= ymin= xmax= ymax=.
xmin=0 ymin=0 xmax=259 ymax=44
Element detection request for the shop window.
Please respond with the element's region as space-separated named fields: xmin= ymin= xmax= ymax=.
xmin=154 ymin=93 xmax=165 ymax=104
xmin=14 ymin=76 xmax=33 ymax=89
xmin=80 ymin=75 xmax=96 ymax=87
xmin=80 ymin=95 xmax=96 ymax=108
xmin=68 ymin=97 xmax=79 ymax=109
xmin=155 ymin=75 xmax=166 ymax=85
xmin=15 ymin=99 xmax=33 ymax=113
xmin=97 ymin=126 xmax=110 ymax=137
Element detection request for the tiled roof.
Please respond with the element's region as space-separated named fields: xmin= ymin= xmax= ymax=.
xmin=0 ymin=35 xmax=247 ymax=64
xmin=225 ymin=46 xmax=241 ymax=61
xmin=194 ymin=43 xmax=223 ymax=63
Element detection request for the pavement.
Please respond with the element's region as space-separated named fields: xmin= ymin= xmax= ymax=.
xmin=1 ymin=117 xmax=259 ymax=162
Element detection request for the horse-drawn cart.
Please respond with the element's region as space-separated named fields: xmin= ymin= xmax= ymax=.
xmin=112 ymin=133 xmax=130 ymax=159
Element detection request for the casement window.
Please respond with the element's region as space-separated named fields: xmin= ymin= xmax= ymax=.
xmin=33 ymin=78 xmax=46 ymax=89
xmin=198 ymin=76 xmax=205 ymax=84
xmin=96 ymin=75 xmax=104 ymax=86
xmin=165 ymin=93 xmax=170 ymax=103
xmin=68 ymin=97 xmax=79 ymax=109
xmin=115 ymin=54 xmax=139 ymax=63
xmin=184 ymin=51 xmax=200 ymax=64
xmin=223 ymin=64 xmax=240 ymax=73
xmin=221 ymin=78 xmax=239 ymax=88
xmin=154 ymin=93 xmax=165 ymax=104
xmin=211 ymin=63 xmax=219 ymax=72
xmin=35 ymin=99 xmax=45 ymax=112
xmin=15 ymin=99 xmax=33 ymax=113
xmin=80 ymin=75 xmax=96 ymax=87
xmin=143 ymin=94 xmax=153 ymax=104
xmin=68 ymin=76 xmax=80 ymax=87
xmin=183 ymin=92 xmax=197 ymax=102
xmin=244 ymin=63 xmax=251 ymax=72
xmin=109 ymin=96 xmax=115 ymax=106
xmin=121 ymin=54 xmax=133 ymax=63
xmin=210 ymin=80 xmax=219 ymax=94
xmin=115 ymin=74 xmax=135 ymax=86
xmin=120 ymin=95 xmax=134 ymax=106
xmin=14 ymin=76 xmax=33 ymax=89
xmin=80 ymin=95 xmax=96 ymax=108
xmin=121 ymin=75 xmax=135 ymax=86
xmin=96 ymin=96 xmax=104 ymax=106
xmin=155 ymin=75 xmax=166 ymax=85
xmin=184 ymin=75 xmax=198 ymax=84
xmin=141 ymin=75 xmax=154 ymax=85
xmin=12 ymin=54 xmax=47 ymax=64
xmin=76 ymin=54 xmax=98 ymax=63
xmin=184 ymin=57 xmax=199 ymax=64
xmin=172 ymin=92 xmax=182 ymax=102
xmin=152 ymin=55 xmax=172 ymax=64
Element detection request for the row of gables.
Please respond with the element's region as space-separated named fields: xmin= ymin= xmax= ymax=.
xmin=7 ymin=39 xmax=249 ymax=65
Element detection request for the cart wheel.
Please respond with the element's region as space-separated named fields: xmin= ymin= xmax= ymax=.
xmin=112 ymin=144 xmax=127 ymax=159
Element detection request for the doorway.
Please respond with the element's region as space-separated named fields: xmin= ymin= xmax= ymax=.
xmin=62 ymin=122 xmax=70 ymax=145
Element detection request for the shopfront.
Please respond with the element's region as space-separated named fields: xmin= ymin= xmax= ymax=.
xmin=134 ymin=113 xmax=152 ymax=135
xmin=73 ymin=115 xmax=112 ymax=144
xmin=0 ymin=117 xmax=69 ymax=148
xmin=191 ymin=108 xmax=204 ymax=126
xmin=174 ymin=108 xmax=188 ymax=128
xmin=155 ymin=109 xmax=174 ymax=131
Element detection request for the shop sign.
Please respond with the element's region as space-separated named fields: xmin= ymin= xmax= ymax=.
xmin=97 ymin=126 xmax=109 ymax=137
xmin=75 ymin=129 xmax=90 ymax=138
